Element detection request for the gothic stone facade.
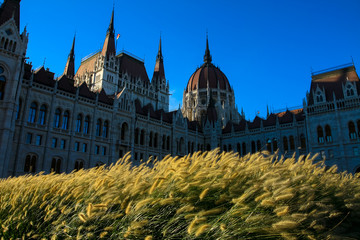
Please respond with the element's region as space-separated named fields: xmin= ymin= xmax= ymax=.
xmin=0 ymin=0 xmax=360 ymax=178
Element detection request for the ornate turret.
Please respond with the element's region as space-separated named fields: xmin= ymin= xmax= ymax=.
xmin=0 ymin=0 xmax=20 ymax=30
xmin=63 ymin=35 xmax=75 ymax=79
xmin=203 ymin=34 xmax=212 ymax=64
xmin=152 ymin=37 xmax=165 ymax=82
xmin=101 ymin=8 xmax=116 ymax=57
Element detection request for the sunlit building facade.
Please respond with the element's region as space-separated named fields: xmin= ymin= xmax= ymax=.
xmin=0 ymin=0 xmax=359 ymax=177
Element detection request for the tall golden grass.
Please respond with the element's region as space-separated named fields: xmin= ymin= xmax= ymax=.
xmin=0 ymin=150 xmax=360 ymax=239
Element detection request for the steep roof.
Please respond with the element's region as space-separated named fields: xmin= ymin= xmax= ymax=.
xmin=308 ymin=65 xmax=360 ymax=105
xmin=0 ymin=0 xmax=20 ymax=29
xmin=78 ymin=82 xmax=96 ymax=100
xmin=118 ymin=52 xmax=150 ymax=84
xmin=75 ymin=52 xmax=100 ymax=77
xmin=98 ymin=88 xmax=113 ymax=105
xmin=57 ymin=75 xmax=76 ymax=94
xmin=33 ymin=67 xmax=55 ymax=87
xmin=152 ymin=38 xmax=165 ymax=81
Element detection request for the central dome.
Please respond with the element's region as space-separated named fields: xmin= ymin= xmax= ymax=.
xmin=186 ymin=63 xmax=230 ymax=92
xmin=185 ymin=37 xmax=231 ymax=93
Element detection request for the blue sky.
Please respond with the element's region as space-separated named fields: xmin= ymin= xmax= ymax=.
xmin=18 ymin=0 xmax=360 ymax=120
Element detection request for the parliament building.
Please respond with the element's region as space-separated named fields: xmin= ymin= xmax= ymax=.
xmin=0 ymin=0 xmax=360 ymax=178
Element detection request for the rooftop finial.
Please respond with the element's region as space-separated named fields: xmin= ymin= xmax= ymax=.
xmin=157 ymin=34 xmax=162 ymax=60
xmin=204 ymin=31 xmax=212 ymax=64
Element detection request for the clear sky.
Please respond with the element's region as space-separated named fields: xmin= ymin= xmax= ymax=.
xmin=17 ymin=0 xmax=360 ymax=120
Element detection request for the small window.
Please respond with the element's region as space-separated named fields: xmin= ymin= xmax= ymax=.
xmin=354 ymin=147 xmax=359 ymax=156
xmin=26 ymin=133 xmax=32 ymax=144
xmin=102 ymin=146 xmax=107 ymax=155
xmin=74 ymin=142 xmax=80 ymax=151
xmin=82 ymin=143 xmax=87 ymax=153
xmin=38 ymin=105 xmax=47 ymax=125
xmin=54 ymin=108 xmax=61 ymax=128
xmin=75 ymin=114 xmax=82 ymax=133
xmin=51 ymin=138 xmax=57 ymax=148
xmin=28 ymin=102 xmax=37 ymax=123
xmin=96 ymin=119 xmax=102 ymax=136
xmin=83 ymin=116 xmax=90 ymax=134
xmin=60 ymin=139 xmax=66 ymax=149
xmin=36 ymin=135 xmax=42 ymax=146
xmin=95 ymin=145 xmax=100 ymax=154
xmin=320 ymin=150 xmax=326 ymax=160
xmin=62 ymin=111 xmax=69 ymax=130
xmin=349 ymin=121 xmax=357 ymax=140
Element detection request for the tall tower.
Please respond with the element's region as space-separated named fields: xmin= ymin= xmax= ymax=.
xmin=0 ymin=0 xmax=28 ymax=177
xmin=151 ymin=37 xmax=169 ymax=111
xmin=63 ymin=35 xmax=76 ymax=79
xmin=182 ymin=35 xmax=240 ymax=127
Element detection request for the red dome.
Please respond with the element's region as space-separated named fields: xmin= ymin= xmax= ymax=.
xmin=186 ymin=63 xmax=231 ymax=92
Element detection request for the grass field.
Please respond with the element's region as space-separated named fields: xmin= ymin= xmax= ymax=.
xmin=0 ymin=150 xmax=360 ymax=239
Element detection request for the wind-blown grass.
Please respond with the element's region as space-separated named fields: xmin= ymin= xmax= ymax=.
xmin=1 ymin=150 xmax=360 ymax=239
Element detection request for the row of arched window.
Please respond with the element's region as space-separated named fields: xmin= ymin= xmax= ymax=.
xmin=134 ymin=127 xmax=171 ymax=151
xmin=317 ymin=125 xmax=332 ymax=143
xmin=223 ymin=134 xmax=306 ymax=155
xmin=23 ymin=101 xmax=110 ymax=137
xmin=24 ymin=154 xmax=103 ymax=174
xmin=0 ymin=37 xmax=17 ymax=53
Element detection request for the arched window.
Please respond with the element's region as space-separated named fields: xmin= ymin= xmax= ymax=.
xmin=237 ymin=143 xmax=241 ymax=153
xmin=251 ymin=141 xmax=256 ymax=154
xmin=51 ymin=158 xmax=61 ymax=174
xmin=223 ymin=145 xmax=227 ymax=152
xmin=96 ymin=119 xmax=102 ymax=136
xmin=300 ymin=134 xmax=306 ymax=149
xmin=242 ymin=142 xmax=246 ymax=156
xmin=83 ymin=116 xmax=90 ymax=134
xmin=325 ymin=125 xmax=332 ymax=142
xmin=154 ymin=133 xmax=158 ymax=148
xmin=103 ymin=120 xmax=109 ymax=138
xmin=24 ymin=154 xmax=36 ymax=173
xmin=54 ymin=108 xmax=61 ymax=128
xmin=273 ymin=138 xmax=278 ymax=152
xmin=266 ymin=139 xmax=272 ymax=152
xmin=28 ymin=102 xmax=37 ymax=123
xmin=228 ymin=144 xmax=232 ymax=152
xmin=62 ymin=111 xmax=69 ymax=130
xmin=257 ymin=140 xmax=261 ymax=151
xmin=0 ymin=66 xmax=6 ymax=100
xmin=283 ymin=136 xmax=288 ymax=152
xmin=75 ymin=114 xmax=82 ymax=133
xmin=95 ymin=162 xmax=104 ymax=168
xmin=134 ymin=128 xmax=139 ymax=144
xmin=74 ymin=160 xmax=84 ymax=171
xmin=289 ymin=136 xmax=295 ymax=150
xmin=149 ymin=132 xmax=153 ymax=147
xmin=317 ymin=126 xmax=324 ymax=143
xmin=207 ymin=144 xmax=211 ymax=151
xmin=166 ymin=136 xmax=170 ymax=150
xmin=121 ymin=122 xmax=128 ymax=140
xmin=349 ymin=121 xmax=357 ymax=140
xmin=192 ymin=142 xmax=195 ymax=153
xmin=162 ymin=135 xmax=166 ymax=150
xmin=179 ymin=137 xmax=184 ymax=153
xmin=38 ymin=104 xmax=47 ymax=125
xmin=140 ymin=130 xmax=145 ymax=145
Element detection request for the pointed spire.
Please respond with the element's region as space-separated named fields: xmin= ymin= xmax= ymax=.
xmin=63 ymin=35 xmax=76 ymax=79
xmin=0 ymin=0 xmax=20 ymax=30
xmin=101 ymin=7 xmax=116 ymax=57
xmin=152 ymin=36 xmax=165 ymax=81
xmin=204 ymin=32 xmax=212 ymax=64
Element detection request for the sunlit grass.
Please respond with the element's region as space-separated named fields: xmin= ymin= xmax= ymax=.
xmin=0 ymin=149 xmax=360 ymax=239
